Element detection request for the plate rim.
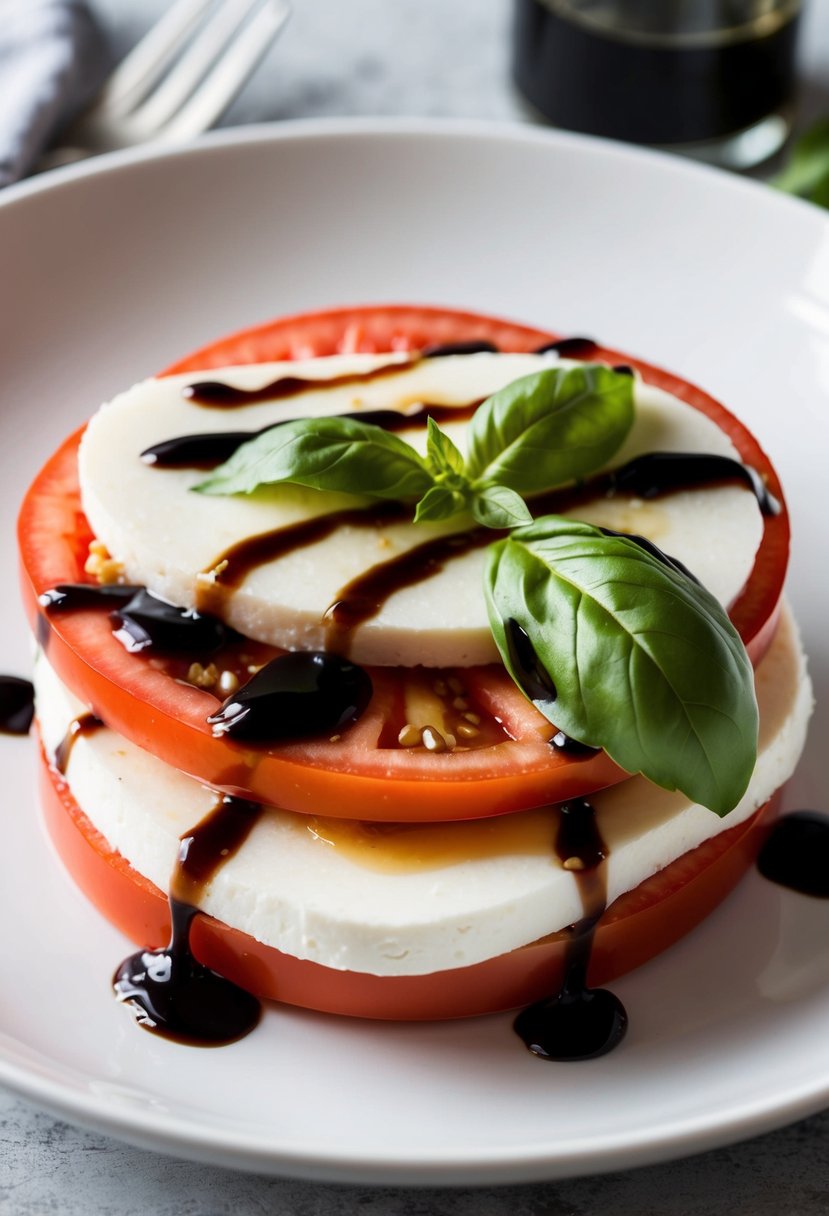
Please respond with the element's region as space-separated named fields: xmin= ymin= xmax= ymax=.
xmin=3 ymin=113 xmax=827 ymax=231
xmin=2 ymin=116 xmax=828 ymax=1185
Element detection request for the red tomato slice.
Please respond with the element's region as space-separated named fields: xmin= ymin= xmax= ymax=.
xmin=18 ymin=305 xmax=788 ymax=820
xmin=38 ymin=737 xmax=778 ymax=1020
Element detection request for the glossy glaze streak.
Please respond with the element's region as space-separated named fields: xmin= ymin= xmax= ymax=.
xmin=514 ymin=797 xmax=628 ymax=1061
xmin=113 ymin=794 xmax=263 ymax=1046
xmin=54 ymin=712 xmax=104 ymax=774
xmin=208 ymin=651 xmax=373 ymax=743
xmin=505 ymin=618 xmax=557 ymax=710
xmin=182 ymin=358 xmax=417 ymax=408
xmin=111 ymin=587 xmax=229 ymax=655
xmin=195 ymin=447 xmax=771 ymax=651
xmin=40 ymin=582 xmax=229 ymax=656
xmin=141 ymin=399 xmax=482 ymax=470
xmin=323 ymin=530 xmax=496 ymax=655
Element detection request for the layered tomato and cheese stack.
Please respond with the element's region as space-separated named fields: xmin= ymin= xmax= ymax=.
xmin=18 ymin=306 xmax=812 ymax=1035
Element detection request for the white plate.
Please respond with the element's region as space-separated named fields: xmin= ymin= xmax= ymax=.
xmin=1 ymin=119 xmax=827 ymax=1185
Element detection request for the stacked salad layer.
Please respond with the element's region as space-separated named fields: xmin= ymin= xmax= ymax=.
xmin=19 ymin=306 xmax=812 ymax=1040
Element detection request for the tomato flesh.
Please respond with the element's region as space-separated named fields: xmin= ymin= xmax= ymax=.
xmin=38 ymin=737 xmax=778 ymax=1020
xmin=18 ymin=305 xmax=789 ymax=819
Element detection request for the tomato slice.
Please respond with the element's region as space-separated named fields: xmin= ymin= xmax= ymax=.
xmin=38 ymin=737 xmax=778 ymax=1020
xmin=18 ymin=305 xmax=789 ymax=820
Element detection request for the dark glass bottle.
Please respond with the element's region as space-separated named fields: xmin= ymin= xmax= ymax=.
xmin=512 ymin=0 xmax=802 ymax=166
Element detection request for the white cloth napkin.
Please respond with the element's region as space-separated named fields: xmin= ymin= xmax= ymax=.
xmin=0 ymin=0 xmax=110 ymax=187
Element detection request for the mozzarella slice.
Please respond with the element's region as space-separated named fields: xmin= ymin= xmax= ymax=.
xmin=78 ymin=353 xmax=764 ymax=667
xmin=34 ymin=604 xmax=812 ymax=978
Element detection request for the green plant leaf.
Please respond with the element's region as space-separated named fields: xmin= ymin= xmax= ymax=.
xmin=471 ymin=484 xmax=533 ymax=529
xmin=772 ymin=119 xmax=829 ymax=209
xmin=483 ymin=516 xmax=758 ymax=816
xmin=195 ymin=415 xmax=434 ymax=500
xmin=465 ymin=364 xmax=634 ymax=495
xmin=413 ymin=484 xmax=468 ymax=522
xmin=425 ymin=416 xmax=466 ymax=478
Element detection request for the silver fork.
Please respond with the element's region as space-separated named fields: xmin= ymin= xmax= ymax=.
xmin=44 ymin=0 xmax=291 ymax=167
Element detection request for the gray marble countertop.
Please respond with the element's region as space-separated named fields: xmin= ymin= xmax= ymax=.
xmin=3 ymin=2 xmax=829 ymax=1213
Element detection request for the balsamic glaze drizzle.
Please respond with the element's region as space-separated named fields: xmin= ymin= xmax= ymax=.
xmin=0 ymin=676 xmax=35 ymax=736
xmin=514 ymin=798 xmax=628 ymax=1061
xmin=40 ymin=339 xmax=784 ymax=1054
xmin=113 ymin=794 xmax=263 ymax=1046
xmin=141 ymin=399 xmax=483 ymax=470
xmin=323 ymin=531 xmax=496 ymax=656
xmin=142 ymin=333 xmax=607 ymax=470
xmin=607 ymin=452 xmax=780 ymax=517
xmin=193 ymin=448 xmax=776 ymax=659
xmin=55 ymin=712 xmax=104 ymax=774
xmin=183 ymin=358 xmax=417 ymax=408
xmin=422 ymin=339 xmax=499 ymax=357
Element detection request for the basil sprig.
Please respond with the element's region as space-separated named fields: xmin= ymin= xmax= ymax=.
xmin=484 ymin=517 xmax=758 ymax=816
xmin=195 ymin=364 xmax=634 ymax=529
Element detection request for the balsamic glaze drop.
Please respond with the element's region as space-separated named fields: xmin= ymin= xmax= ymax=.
xmin=514 ymin=970 xmax=628 ymax=1062
xmin=514 ymin=798 xmax=628 ymax=1061
xmin=114 ymin=795 xmax=262 ymax=1046
xmin=112 ymin=588 xmax=229 ymax=655
xmin=757 ymin=812 xmax=829 ymax=899
xmin=39 ymin=582 xmax=229 ymax=657
xmin=207 ymin=651 xmax=373 ymax=743
xmin=114 ymin=900 xmax=261 ymax=1047
xmin=0 ymin=676 xmax=35 ymax=735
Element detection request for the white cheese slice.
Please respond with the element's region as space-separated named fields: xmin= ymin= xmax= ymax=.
xmin=78 ymin=353 xmax=764 ymax=667
xmin=34 ymin=604 xmax=812 ymax=978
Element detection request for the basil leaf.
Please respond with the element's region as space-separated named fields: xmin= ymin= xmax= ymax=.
xmin=425 ymin=416 xmax=465 ymax=478
xmin=484 ymin=517 xmax=758 ymax=816
xmin=466 ymin=364 xmax=634 ymax=495
xmin=772 ymin=118 xmax=829 ymax=209
xmin=195 ymin=416 xmax=433 ymax=500
xmin=414 ymin=484 xmax=467 ymax=523
xmin=471 ymin=484 xmax=532 ymax=529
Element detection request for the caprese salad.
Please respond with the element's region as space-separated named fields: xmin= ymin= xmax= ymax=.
xmin=18 ymin=305 xmax=812 ymax=1055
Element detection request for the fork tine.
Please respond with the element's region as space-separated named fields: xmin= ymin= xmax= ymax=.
xmin=133 ymin=0 xmax=272 ymax=136
xmin=158 ymin=0 xmax=291 ymax=144
xmin=97 ymin=0 xmax=216 ymax=120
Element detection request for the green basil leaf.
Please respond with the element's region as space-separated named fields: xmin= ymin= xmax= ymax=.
xmin=484 ymin=517 xmax=758 ymax=816
xmin=466 ymin=364 xmax=634 ymax=495
xmin=772 ymin=118 xmax=829 ymax=209
xmin=471 ymin=484 xmax=533 ymax=529
xmin=195 ymin=416 xmax=433 ymax=500
xmin=414 ymin=484 xmax=467 ymax=523
xmin=425 ymin=416 xmax=465 ymax=478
